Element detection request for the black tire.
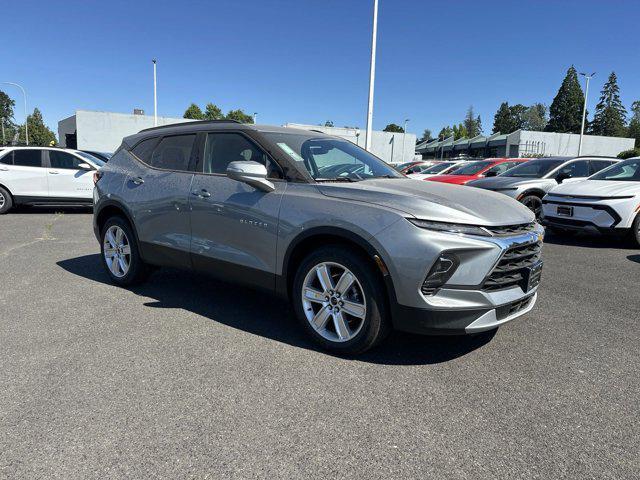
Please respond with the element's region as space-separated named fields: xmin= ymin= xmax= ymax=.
xmin=100 ymin=216 xmax=151 ymax=286
xmin=631 ymin=213 xmax=640 ymax=247
xmin=0 ymin=186 xmax=13 ymax=214
xmin=292 ymin=245 xmax=391 ymax=355
xmin=520 ymin=194 xmax=543 ymax=219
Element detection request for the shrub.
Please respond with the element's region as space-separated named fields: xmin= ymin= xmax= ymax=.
xmin=617 ymin=148 xmax=640 ymax=159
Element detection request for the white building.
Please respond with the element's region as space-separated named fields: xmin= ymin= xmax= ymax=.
xmin=58 ymin=110 xmax=191 ymax=152
xmin=284 ymin=123 xmax=417 ymax=164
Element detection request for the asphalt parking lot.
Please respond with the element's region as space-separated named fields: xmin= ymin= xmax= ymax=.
xmin=0 ymin=209 xmax=638 ymax=479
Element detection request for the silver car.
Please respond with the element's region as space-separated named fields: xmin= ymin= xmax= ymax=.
xmin=93 ymin=121 xmax=544 ymax=354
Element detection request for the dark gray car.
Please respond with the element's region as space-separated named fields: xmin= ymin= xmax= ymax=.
xmin=467 ymin=156 xmax=618 ymax=218
xmin=93 ymin=120 xmax=543 ymax=354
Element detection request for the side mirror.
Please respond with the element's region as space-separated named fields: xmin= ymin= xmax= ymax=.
xmin=484 ymin=170 xmax=498 ymax=177
xmin=78 ymin=163 xmax=93 ymax=171
xmin=226 ymin=161 xmax=275 ymax=192
xmin=555 ymin=172 xmax=570 ymax=184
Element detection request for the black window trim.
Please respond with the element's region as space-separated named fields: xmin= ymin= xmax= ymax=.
xmin=9 ymin=149 xmax=46 ymax=168
xmin=129 ymin=134 xmax=198 ymax=173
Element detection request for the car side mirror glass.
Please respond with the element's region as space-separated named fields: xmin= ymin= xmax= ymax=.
xmin=226 ymin=160 xmax=275 ymax=192
xmin=78 ymin=163 xmax=93 ymax=170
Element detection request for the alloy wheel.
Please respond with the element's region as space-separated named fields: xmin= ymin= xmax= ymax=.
xmin=103 ymin=225 xmax=131 ymax=278
xmin=301 ymin=262 xmax=367 ymax=343
xmin=522 ymin=196 xmax=543 ymax=218
xmin=0 ymin=192 xmax=5 ymax=209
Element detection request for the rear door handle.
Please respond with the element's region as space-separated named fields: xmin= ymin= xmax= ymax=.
xmin=192 ymin=189 xmax=211 ymax=198
xmin=131 ymin=176 xmax=144 ymax=185
xmin=49 ymin=170 xmax=59 ymax=175
xmin=0 ymin=167 xmax=8 ymax=171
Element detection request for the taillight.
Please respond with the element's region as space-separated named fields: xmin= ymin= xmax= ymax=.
xmin=93 ymin=170 xmax=103 ymax=185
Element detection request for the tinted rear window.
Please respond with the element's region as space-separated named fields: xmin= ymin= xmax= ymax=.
xmin=131 ymin=137 xmax=160 ymax=164
xmin=150 ymin=135 xmax=195 ymax=171
xmin=12 ymin=150 xmax=42 ymax=167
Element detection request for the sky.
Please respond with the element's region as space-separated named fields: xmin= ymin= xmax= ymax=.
xmin=2 ymin=0 xmax=640 ymax=138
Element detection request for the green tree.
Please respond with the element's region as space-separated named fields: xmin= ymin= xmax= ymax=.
xmin=492 ymin=102 xmax=512 ymax=133
xmin=204 ymin=102 xmax=223 ymax=120
xmin=418 ymin=129 xmax=432 ymax=143
xmin=522 ymin=103 xmax=548 ymax=131
xmin=226 ymin=109 xmax=254 ymax=124
xmin=183 ymin=103 xmax=204 ymax=119
xmin=0 ymin=90 xmax=15 ymax=123
xmin=546 ymin=66 xmax=585 ymax=133
xmin=383 ymin=123 xmax=404 ymax=133
xmin=590 ymin=72 xmax=627 ymax=137
xmin=18 ymin=108 xmax=57 ymax=146
xmin=627 ymin=101 xmax=640 ymax=147
xmin=438 ymin=126 xmax=453 ymax=139
xmin=464 ymin=106 xmax=482 ymax=137
xmin=452 ymin=123 xmax=467 ymax=140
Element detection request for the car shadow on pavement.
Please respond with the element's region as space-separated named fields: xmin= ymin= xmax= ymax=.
xmin=628 ymin=254 xmax=640 ymax=264
xmin=11 ymin=206 xmax=92 ymax=215
xmin=544 ymin=231 xmax=636 ymax=250
xmin=57 ymin=254 xmax=495 ymax=366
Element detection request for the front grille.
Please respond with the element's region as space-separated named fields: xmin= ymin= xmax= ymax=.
xmin=482 ymin=240 xmax=542 ymax=291
xmin=483 ymin=222 xmax=536 ymax=236
xmin=495 ymin=295 xmax=534 ymax=320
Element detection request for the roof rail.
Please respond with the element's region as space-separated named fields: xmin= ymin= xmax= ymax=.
xmin=139 ymin=119 xmax=242 ymax=133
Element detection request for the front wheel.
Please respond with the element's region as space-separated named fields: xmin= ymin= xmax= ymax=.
xmin=292 ymin=246 xmax=390 ymax=355
xmin=631 ymin=213 xmax=640 ymax=247
xmin=100 ymin=216 xmax=150 ymax=286
xmin=0 ymin=186 xmax=13 ymax=214
xmin=520 ymin=194 xmax=543 ymax=219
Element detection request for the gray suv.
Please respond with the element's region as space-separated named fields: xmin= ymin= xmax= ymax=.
xmin=467 ymin=156 xmax=618 ymax=218
xmin=93 ymin=121 xmax=544 ymax=354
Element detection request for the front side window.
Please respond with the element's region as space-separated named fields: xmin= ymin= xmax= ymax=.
xmin=203 ymin=132 xmax=275 ymax=176
xmin=485 ymin=161 xmax=521 ymax=176
xmin=12 ymin=149 xmax=43 ymax=167
xmin=590 ymin=160 xmax=615 ymax=174
xmin=557 ymin=160 xmax=589 ymax=178
xmin=149 ymin=135 xmax=195 ymax=171
xmin=49 ymin=151 xmax=85 ymax=170
xmin=263 ymin=133 xmax=401 ymax=181
xmin=503 ymin=159 xmax=565 ymax=178
xmin=590 ymin=159 xmax=640 ymax=181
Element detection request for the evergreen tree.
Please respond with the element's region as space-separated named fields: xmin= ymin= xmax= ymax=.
xmin=226 ymin=109 xmax=254 ymax=124
xmin=590 ymin=72 xmax=627 ymax=137
xmin=522 ymin=103 xmax=548 ymax=131
xmin=183 ymin=103 xmax=204 ymax=119
xmin=438 ymin=126 xmax=453 ymax=139
xmin=18 ymin=108 xmax=57 ymax=146
xmin=464 ymin=106 xmax=482 ymax=137
xmin=452 ymin=123 xmax=467 ymax=140
xmin=627 ymin=101 xmax=640 ymax=147
xmin=492 ymin=102 xmax=512 ymax=133
xmin=204 ymin=103 xmax=223 ymax=120
xmin=546 ymin=66 xmax=585 ymax=133
xmin=383 ymin=123 xmax=404 ymax=133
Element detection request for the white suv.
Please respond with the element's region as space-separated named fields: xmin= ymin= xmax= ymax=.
xmin=0 ymin=147 xmax=104 ymax=214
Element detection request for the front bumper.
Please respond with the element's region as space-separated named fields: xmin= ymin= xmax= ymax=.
xmin=541 ymin=197 xmax=633 ymax=235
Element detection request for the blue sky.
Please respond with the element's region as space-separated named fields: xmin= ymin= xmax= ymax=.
xmin=3 ymin=0 xmax=640 ymax=137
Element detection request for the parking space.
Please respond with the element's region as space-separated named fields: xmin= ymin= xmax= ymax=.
xmin=1 ymin=210 xmax=638 ymax=479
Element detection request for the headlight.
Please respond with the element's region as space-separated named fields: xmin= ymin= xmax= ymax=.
xmin=408 ymin=218 xmax=491 ymax=236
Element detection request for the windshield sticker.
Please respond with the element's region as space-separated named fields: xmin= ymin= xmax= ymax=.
xmin=277 ymin=142 xmax=305 ymax=163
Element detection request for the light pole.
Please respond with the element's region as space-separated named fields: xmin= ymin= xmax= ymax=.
xmin=152 ymin=59 xmax=158 ymax=126
xmin=578 ymin=71 xmax=595 ymax=156
xmin=2 ymin=82 xmax=28 ymax=145
xmin=253 ymin=112 xmax=258 ymax=124
xmin=365 ymin=0 xmax=378 ymax=152
xmin=401 ymin=118 xmax=409 ymax=163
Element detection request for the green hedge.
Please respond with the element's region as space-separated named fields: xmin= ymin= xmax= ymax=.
xmin=617 ymin=148 xmax=640 ymax=159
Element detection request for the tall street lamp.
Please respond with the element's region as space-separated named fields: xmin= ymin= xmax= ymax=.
xmin=253 ymin=112 xmax=258 ymax=124
xmin=365 ymin=0 xmax=378 ymax=152
xmin=578 ymin=71 xmax=595 ymax=156
xmin=2 ymin=81 xmax=28 ymax=145
xmin=401 ymin=118 xmax=409 ymax=163
xmin=152 ymin=59 xmax=158 ymax=126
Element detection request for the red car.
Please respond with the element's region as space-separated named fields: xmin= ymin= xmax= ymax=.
xmin=426 ymin=158 xmax=529 ymax=185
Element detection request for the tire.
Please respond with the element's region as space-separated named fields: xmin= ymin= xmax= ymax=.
xmin=631 ymin=213 xmax=640 ymax=247
xmin=520 ymin=194 xmax=543 ymax=219
xmin=292 ymin=245 xmax=391 ymax=355
xmin=0 ymin=186 xmax=13 ymax=214
xmin=100 ymin=216 xmax=150 ymax=286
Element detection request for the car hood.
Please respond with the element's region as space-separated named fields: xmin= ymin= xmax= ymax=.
xmin=427 ymin=174 xmax=475 ymax=184
xmin=467 ymin=176 xmax=547 ymax=189
xmin=548 ymin=180 xmax=640 ymax=197
xmin=317 ymin=178 xmax=534 ymax=226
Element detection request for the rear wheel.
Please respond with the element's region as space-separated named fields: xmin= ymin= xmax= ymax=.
xmin=520 ymin=194 xmax=543 ymax=219
xmin=631 ymin=213 xmax=640 ymax=247
xmin=292 ymin=246 xmax=390 ymax=355
xmin=0 ymin=186 xmax=13 ymax=214
xmin=100 ymin=216 xmax=150 ymax=286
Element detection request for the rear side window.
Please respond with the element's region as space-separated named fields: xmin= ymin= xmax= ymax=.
xmin=12 ymin=150 xmax=43 ymax=167
xmin=149 ymin=135 xmax=195 ymax=171
xmin=590 ymin=160 xmax=615 ymax=175
xmin=131 ymin=137 xmax=160 ymax=164
xmin=49 ymin=151 xmax=84 ymax=169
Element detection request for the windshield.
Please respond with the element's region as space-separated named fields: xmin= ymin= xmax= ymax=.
xmin=590 ymin=159 xmax=640 ymax=181
xmin=76 ymin=151 xmax=106 ymax=167
xmin=421 ymin=163 xmax=453 ymax=174
xmin=501 ymin=159 xmax=564 ymax=178
xmin=263 ymin=133 xmax=402 ymax=180
xmin=449 ymin=161 xmax=492 ymax=175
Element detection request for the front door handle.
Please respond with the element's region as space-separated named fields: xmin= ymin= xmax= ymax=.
xmin=192 ymin=189 xmax=211 ymax=198
xmin=0 ymin=166 xmax=8 ymax=171
xmin=131 ymin=176 xmax=144 ymax=185
xmin=49 ymin=170 xmax=59 ymax=175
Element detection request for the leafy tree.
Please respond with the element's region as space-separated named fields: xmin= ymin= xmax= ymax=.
xmin=492 ymin=102 xmax=512 ymax=133
xmin=590 ymin=72 xmax=627 ymax=137
xmin=627 ymin=101 xmax=640 ymax=147
xmin=617 ymin=148 xmax=640 ymax=159
xmin=522 ymin=103 xmax=548 ymax=131
xmin=546 ymin=66 xmax=585 ymax=133
xmin=324 ymin=120 xmax=334 ymax=127
xmin=464 ymin=106 xmax=482 ymax=137
xmin=18 ymin=108 xmax=57 ymax=146
xmin=0 ymin=90 xmax=15 ymax=123
xmin=452 ymin=123 xmax=467 ymax=140
xmin=383 ymin=123 xmax=404 ymax=133
xmin=438 ymin=126 xmax=453 ymax=139
xmin=183 ymin=103 xmax=204 ymax=119
xmin=418 ymin=129 xmax=432 ymax=143
xmin=226 ymin=109 xmax=254 ymax=124
xmin=204 ymin=103 xmax=223 ymax=120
